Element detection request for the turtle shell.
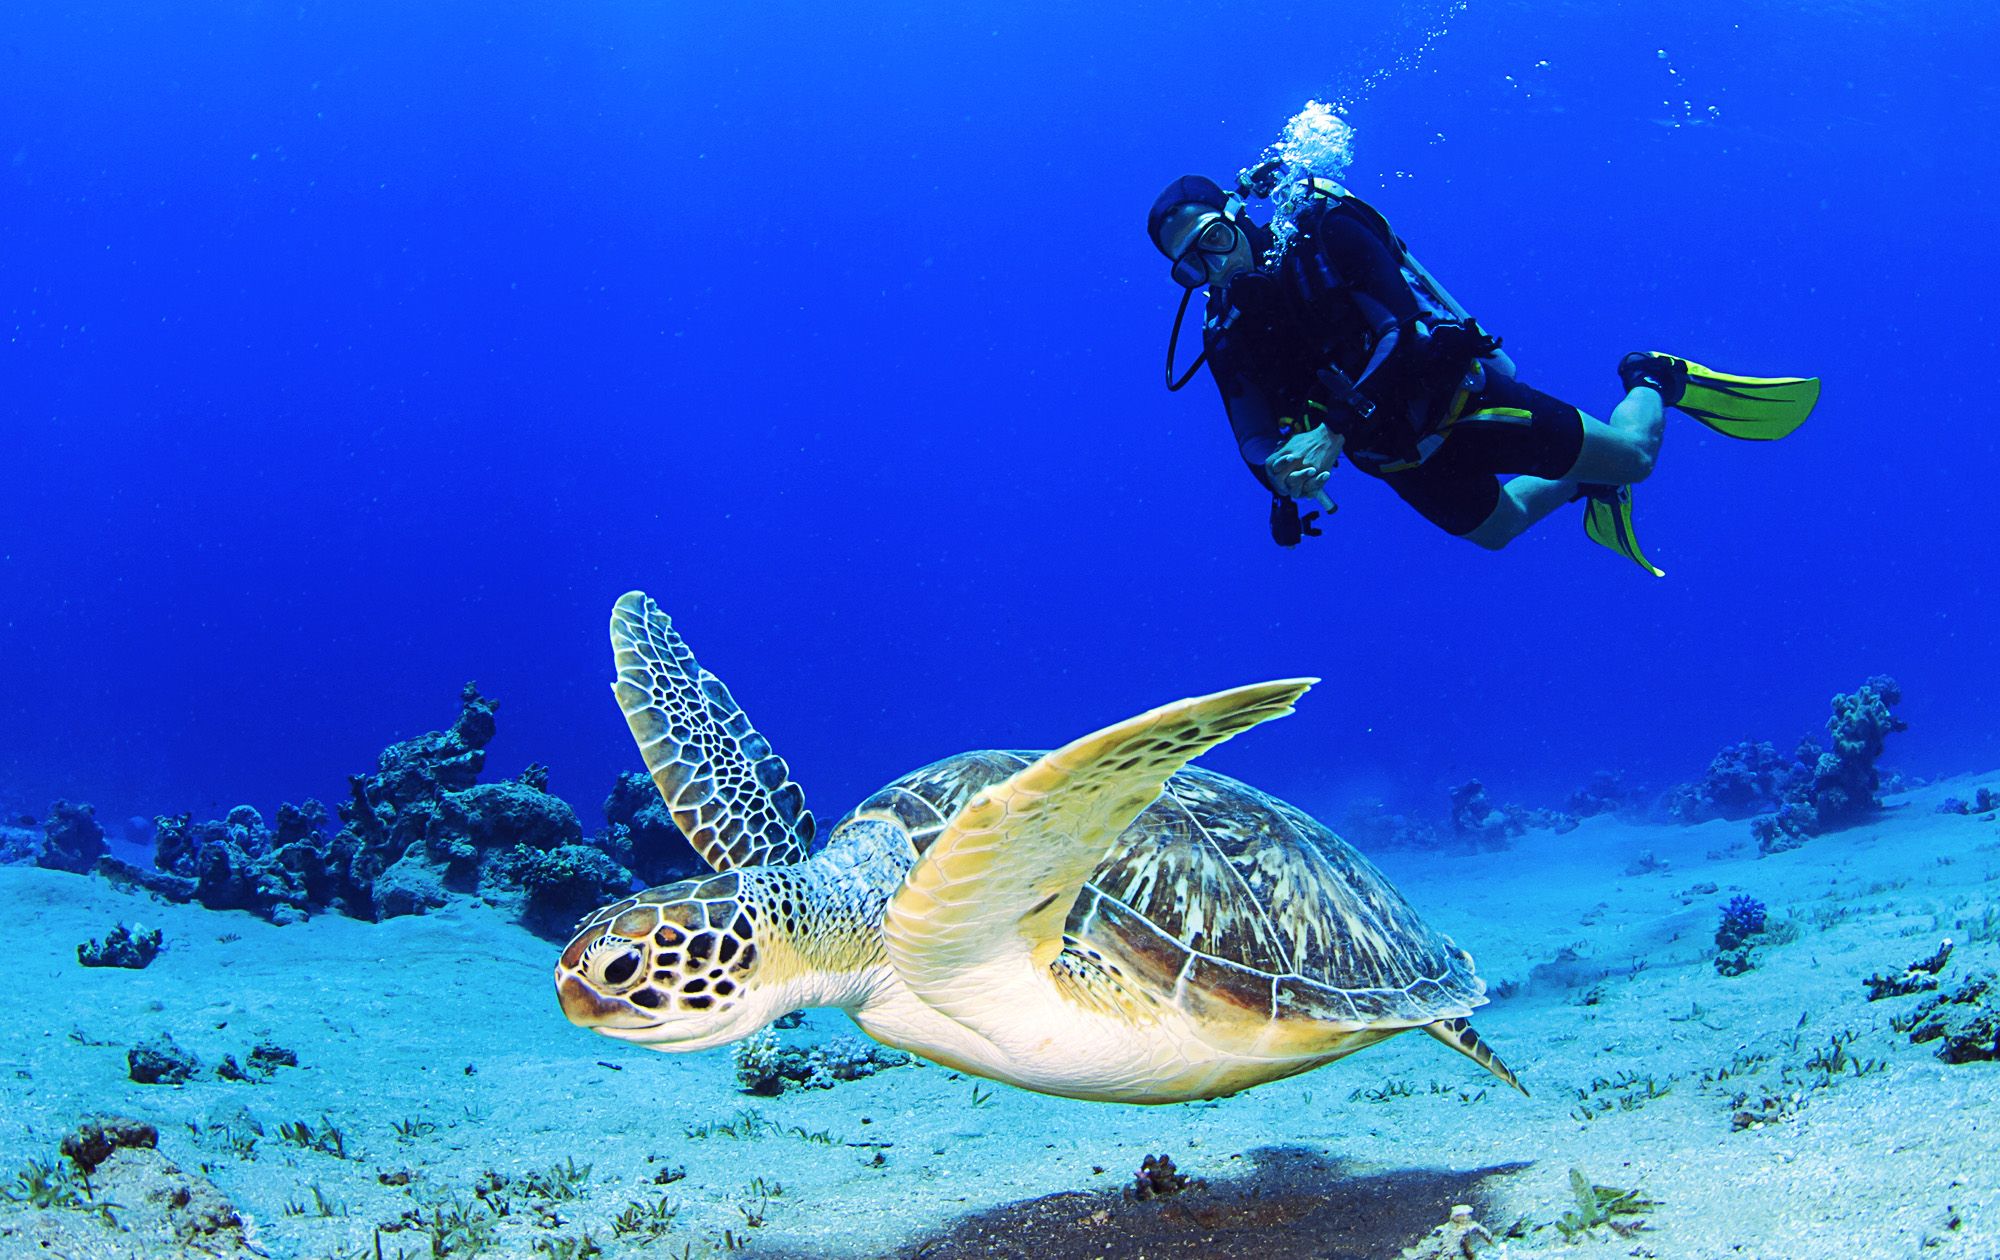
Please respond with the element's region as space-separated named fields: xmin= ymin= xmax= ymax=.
xmin=844 ymin=753 xmax=1484 ymax=1031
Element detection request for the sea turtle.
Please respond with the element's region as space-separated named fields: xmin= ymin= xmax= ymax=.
xmin=556 ymin=592 xmax=1523 ymax=1103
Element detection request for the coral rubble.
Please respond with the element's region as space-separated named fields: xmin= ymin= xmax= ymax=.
xmin=216 ymin=1040 xmax=299 ymax=1083
xmin=76 ymin=923 xmax=163 ymax=969
xmin=127 ymin=1032 xmax=200 ymax=1086
xmin=59 ymin=1116 xmax=158 ymax=1175
xmin=1400 ymin=1204 xmax=1499 ymax=1258
xmin=1865 ymin=940 xmax=1953 ymax=1001
xmin=1128 ymin=1153 xmax=1201 ymax=1201
xmin=1901 ymin=973 xmax=2000 ymax=1064
xmin=731 ymin=1028 xmax=913 ymax=1096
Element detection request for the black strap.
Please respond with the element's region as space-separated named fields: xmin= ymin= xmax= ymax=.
xmin=1314 ymin=363 xmax=1377 ymax=424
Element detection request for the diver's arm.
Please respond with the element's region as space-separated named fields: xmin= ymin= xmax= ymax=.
xmin=1223 ymin=376 xmax=1336 ymax=500
xmin=1219 ymin=375 xmax=1284 ymax=493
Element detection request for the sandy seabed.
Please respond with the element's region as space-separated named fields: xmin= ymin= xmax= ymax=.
xmin=1 ymin=772 xmax=1996 ymax=1260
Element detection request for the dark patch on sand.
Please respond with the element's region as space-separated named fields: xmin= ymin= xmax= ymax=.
xmin=763 ymin=1146 xmax=1530 ymax=1260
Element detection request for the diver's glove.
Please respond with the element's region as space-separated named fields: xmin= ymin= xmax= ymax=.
xmin=1265 ymin=426 xmax=1341 ymax=501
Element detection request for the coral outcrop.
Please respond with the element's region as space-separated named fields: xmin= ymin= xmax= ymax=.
xmin=1665 ymin=677 xmax=1907 ymax=853
xmin=1448 ymin=780 xmax=1576 ymax=849
xmin=603 ymin=771 xmax=704 ymax=886
xmin=143 ymin=800 xmax=354 ymax=925
xmin=0 ymin=814 xmax=42 ymax=864
xmin=490 ymin=841 xmax=634 ymax=939
xmin=36 ymin=800 xmax=107 ymax=874
xmin=1128 ymin=1153 xmax=1201 ymax=1201
xmin=1341 ymin=781 xmax=1581 ymax=853
xmin=1751 ymin=676 xmax=1906 ymax=853
xmin=1337 ymin=799 xmax=1447 ymax=851
xmin=1664 ymin=741 xmax=1798 ymax=823
xmin=16 ymin=1120 xmax=251 ymax=1255
xmin=1713 ymin=895 xmax=1769 ymax=977
xmin=104 ymin=684 xmax=638 ymax=938
xmin=1448 ymin=781 xmax=1522 ymax=847
xmin=1937 ymin=787 xmax=1999 ymax=817
xmin=1566 ymin=770 xmax=1631 ymax=819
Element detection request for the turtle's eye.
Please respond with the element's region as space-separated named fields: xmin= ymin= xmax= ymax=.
xmin=590 ymin=944 xmax=645 ymax=991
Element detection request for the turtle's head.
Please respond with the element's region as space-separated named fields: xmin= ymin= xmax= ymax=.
xmin=555 ymin=871 xmax=786 ymax=1052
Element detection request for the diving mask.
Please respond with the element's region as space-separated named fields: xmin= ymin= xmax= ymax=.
xmin=1169 ymin=214 xmax=1240 ymax=290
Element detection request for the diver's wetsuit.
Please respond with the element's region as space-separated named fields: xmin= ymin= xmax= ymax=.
xmin=1204 ymin=198 xmax=1586 ymax=537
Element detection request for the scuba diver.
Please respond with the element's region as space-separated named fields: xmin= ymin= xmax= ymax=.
xmin=1147 ymin=168 xmax=1820 ymax=573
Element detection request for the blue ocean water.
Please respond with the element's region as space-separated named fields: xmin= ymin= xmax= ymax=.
xmin=3 ymin=0 xmax=1996 ymax=837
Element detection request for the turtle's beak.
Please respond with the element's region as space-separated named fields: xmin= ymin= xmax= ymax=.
xmin=555 ymin=969 xmax=662 ymax=1031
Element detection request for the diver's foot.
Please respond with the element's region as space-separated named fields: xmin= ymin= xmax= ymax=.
xmin=1617 ymin=352 xmax=1688 ymax=407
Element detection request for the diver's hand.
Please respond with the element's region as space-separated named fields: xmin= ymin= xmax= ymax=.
xmin=1266 ymin=427 xmax=1341 ymax=500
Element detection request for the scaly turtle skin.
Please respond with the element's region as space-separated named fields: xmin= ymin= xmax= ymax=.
xmin=556 ymin=592 xmax=1522 ymax=1104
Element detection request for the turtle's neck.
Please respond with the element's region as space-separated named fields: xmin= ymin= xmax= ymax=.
xmin=745 ymin=819 xmax=912 ymax=1014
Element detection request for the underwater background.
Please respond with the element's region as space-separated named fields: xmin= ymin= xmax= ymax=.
xmin=6 ymin=0 xmax=1996 ymax=829
xmin=4 ymin=1 xmax=2000 ymax=1258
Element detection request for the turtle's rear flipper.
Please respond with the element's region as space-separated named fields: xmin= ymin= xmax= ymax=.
xmin=1426 ymin=1017 xmax=1528 ymax=1096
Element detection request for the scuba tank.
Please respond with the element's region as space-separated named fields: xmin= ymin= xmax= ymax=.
xmin=1243 ymin=163 xmax=1503 ymax=477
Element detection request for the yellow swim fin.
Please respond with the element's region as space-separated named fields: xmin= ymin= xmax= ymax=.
xmin=1581 ymin=484 xmax=1664 ymax=578
xmin=1636 ymin=352 xmax=1821 ymax=441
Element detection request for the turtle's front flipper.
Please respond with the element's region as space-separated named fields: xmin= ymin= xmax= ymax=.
xmin=882 ymin=679 xmax=1315 ymax=1036
xmin=609 ymin=592 xmax=814 ymax=872
xmin=1424 ymin=1017 xmax=1528 ymax=1095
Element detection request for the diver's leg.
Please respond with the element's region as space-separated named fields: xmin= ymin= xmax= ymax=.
xmin=1462 ymin=475 xmax=1576 ymax=550
xmin=1381 ymin=459 xmax=1510 ymax=545
xmin=1562 ymin=388 xmax=1664 ymax=486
